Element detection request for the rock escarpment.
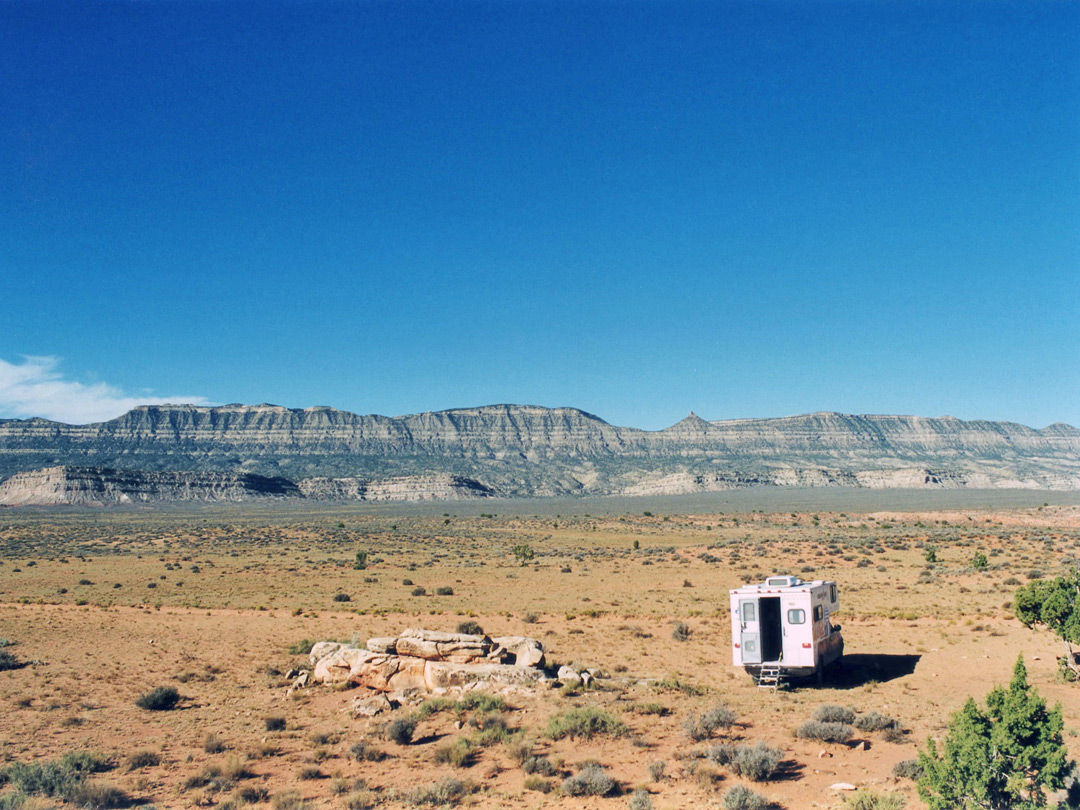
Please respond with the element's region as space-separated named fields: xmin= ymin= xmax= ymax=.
xmin=0 ymin=466 xmax=495 ymax=506
xmin=0 ymin=404 xmax=1077 ymax=495
xmin=0 ymin=466 xmax=300 ymax=506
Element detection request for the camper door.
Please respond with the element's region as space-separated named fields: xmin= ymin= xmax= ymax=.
xmin=738 ymin=598 xmax=761 ymax=664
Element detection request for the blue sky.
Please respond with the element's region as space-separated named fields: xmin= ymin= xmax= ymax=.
xmin=1 ymin=1 xmax=1077 ymax=429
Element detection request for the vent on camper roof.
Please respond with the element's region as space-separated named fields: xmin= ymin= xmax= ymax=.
xmin=765 ymin=576 xmax=800 ymax=587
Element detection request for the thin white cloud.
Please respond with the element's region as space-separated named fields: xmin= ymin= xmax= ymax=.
xmin=0 ymin=356 xmax=215 ymax=425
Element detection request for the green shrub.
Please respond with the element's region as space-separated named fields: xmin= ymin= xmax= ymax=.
xmin=892 ymin=759 xmax=922 ymax=780
xmin=385 ymin=715 xmax=418 ymax=745
xmin=285 ymin=638 xmax=316 ymax=655
xmin=264 ymin=716 xmax=286 ymax=732
xmin=561 ymin=763 xmax=618 ymax=797
xmin=436 ymin=586 xmax=454 ymax=596
xmin=67 ymin=781 xmax=129 ymax=809
xmin=854 ymin=711 xmax=898 ymax=732
xmin=683 ymin=704 xmax=737 ymax=741
xmin=523 ymin=776 xmax=552 ymax=793
xmin=796 ymin=720 xmax=854 ymax=743
xmin=353 ymin=551 xmax=367 ymax=570
xmin=522 ymin=756 xmax=556 ymax=776
xmin=405 ymin=778 xmax=466 ymax=806
xmin=433 ymin=738 xmax=473 ymax=768
xmin=547 ymin=707 xmax=628 ymax=740
xmin=671 ymin=622 xmax=691 ymax=642
xmin=127 ymin=750 xmax=160 ymax=770
xmin=841 ymin=788 xmax=907 ymax=810
xmin=135 ymin=686 xmax=180 ymax=711
xmin=456 ymin=620 xmax=484 ymax=636
xmin=729 ymin=741 xmax=783 ymax=782
xmin=410 ymin=586 xmax=427 ymax=597
xmin=813 ymin=705 xmax=855 ymax=724
xmin=722 ymin=784 xmax=770 ymax=810
xmin=0 ymin=650 xmax=21 ymax=671
xmin=349 ymin=741 xmax=387 ymax=762
xmin=332 ymin=592 xmax=351 ymax=602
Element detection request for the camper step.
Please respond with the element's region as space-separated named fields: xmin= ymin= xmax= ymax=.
xmin=757 ymin=665 xmax=784 ymax=690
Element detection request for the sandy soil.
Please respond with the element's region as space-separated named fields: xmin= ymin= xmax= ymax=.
xmin=1 ymin=502 xmax=1078 ymax=809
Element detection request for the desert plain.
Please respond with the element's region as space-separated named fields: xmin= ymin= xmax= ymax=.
xmin=2 ymin=491 xmax=1080 ymax=809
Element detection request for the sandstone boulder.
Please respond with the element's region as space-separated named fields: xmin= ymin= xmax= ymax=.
xmin=395 ymin=628 xmax=494 ymax=663
xmin=309 ymin=641 xmax=345 ymax=666
xmin=350 ymin=654 xmax=429 ymax=693
xmin=350 ymin=693 xmax=396 ymax=718
xmin=313 ymin=647 xmax=377 ymax=684
xmin=366 ymin=637 xmax=398 ymax=655
xmin=557 ymin=665 xmax=580 ymax=682
xmin=425 ymin=660 xmax=551 ymax=690
xmin=492 ymin=636 xmax=545 ymax=668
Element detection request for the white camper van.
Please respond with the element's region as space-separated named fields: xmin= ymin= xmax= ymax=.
xmin=730 ymin=575 xmax=843 ymax=685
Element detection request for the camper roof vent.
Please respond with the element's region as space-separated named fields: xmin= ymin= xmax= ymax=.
xmin=764 ymin=575 xmax=800 ymax=588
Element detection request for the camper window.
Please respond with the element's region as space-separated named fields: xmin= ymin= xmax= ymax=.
xmin=742 ymin=603 xmax=756 ymax=622
xmin=830 ymin=584 xmax=836 ymax=602
xmin=813 ymin=605 xmax=823 ymax=621
xmin=787 ymin=608 xmax=805 ymax=624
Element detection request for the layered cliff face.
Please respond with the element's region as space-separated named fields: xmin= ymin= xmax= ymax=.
xmin=0 ymin=467 xmax=496 ymax=506
xmin=0 ymin=466 xmax=301 ymax=506
xmin=0 ymin=404 xmax=1077 ymax=497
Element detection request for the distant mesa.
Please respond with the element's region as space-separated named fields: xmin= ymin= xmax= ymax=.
xmin=0 ymin=403 xmax=1076 ymax=504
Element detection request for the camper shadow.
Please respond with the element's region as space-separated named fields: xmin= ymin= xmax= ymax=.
xmin=827 ymin=653 xmax=920 ymax=689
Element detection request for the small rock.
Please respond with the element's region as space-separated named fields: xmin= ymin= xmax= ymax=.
xmin=351 ymin=693 xmax=394 ymax=718
xmin=830 ymin=783 xmax=857 ymax=791
xmin=856 ymin=740 xmax=869 ymax=751
xmin=557 ymin=665 xmax=580 ymax=682
xmin=818 ymin=750 xmax=833 ymax=759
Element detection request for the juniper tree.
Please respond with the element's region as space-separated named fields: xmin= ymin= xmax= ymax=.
xmin=918 ymin=656 xmax=1070 ymax=810
xmin=1015 ymin=572 xmax=1080 ymax=675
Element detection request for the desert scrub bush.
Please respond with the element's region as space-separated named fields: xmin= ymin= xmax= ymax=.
xmin=813 ymin=705 xmax=855 ymax=724
xmin=841 ymin=788 xmax=907 ymax=810
xmin=404 ymin=778 xmax=467 ymax=806
xmin=561 ymin=763 xmax=618 ymax=797
xmin=67 ymin=781 xmax=129 ymax=809
xmin=135 ymin=686 xmax=180 ymax=711
xmin=653 ymin=675 xmax=707 ymax=696
xmin=671 ymin=621 xmax=692 ymax=642
xmin=891 ymin=759 xmax=922 ymax=780
xmin=286 ymin=638 xmax=317 ymax=656
xmin=456 ymin=692 xmax=507 ymax=713
xmin=628 ymin=787 xmax=654 ymax=810
xmin=854 ymin=711 xmax=898 ymax=732
xmin=264 ymin=716 xmax=286 ymax=732
xmin=433 ymin=738 xmax=474 ymax=768
xmin=505 ymin=738 xmax=532 ymax=765
xmin=126 ymin=750 xmax=160 ymax=770
xmin=706 ymin=742 xmax=737 ymax=765
xmin=522 ymin=756 xmax=556 ymax=776
xmin=203 ymin=733 xmax=226 ymax=754
xmin=271 ymin=790 xmax=309 ymax=810
xmin=410 ymin=586 xmax=427 ymax=597
xmin=546 ymin=707 xmax=628 ymax=740
xmin=683 ymin=704 xmax=737 ymax=741
xmin=523 ymin=776 xmax=553 ymax=793
xmin=456 ymin=620 xmax=484 ymax=636
xmin=0 ymin=650 xmax=21 ymax=671
xmin=647 ymin=760 xmax=665 ymax=782
xmin=722 ymin=784 xmax=770 ymax=810
xmin=436 ymin=586 xmax=454 ymax=596
xmin=297 ymin=766 xmax=323 ymax=780
xmin=349 ymin=741 xmax=387 ymax=762
xmin=332 ymin=592 xmax=351 ymax=602
xmin=385 ymin=715 xmax=418 ymax=745
xmin=796 ymin=720 xmax=854 ymax=743
xmin=729 ymin=741 xmax=783 ymax=782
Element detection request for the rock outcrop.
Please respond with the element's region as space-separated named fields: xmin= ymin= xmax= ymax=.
xmin=306 ymin=629 xmax=551 ymax=696
xmin=1 ymin=403 xmax=1077 ymax=496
